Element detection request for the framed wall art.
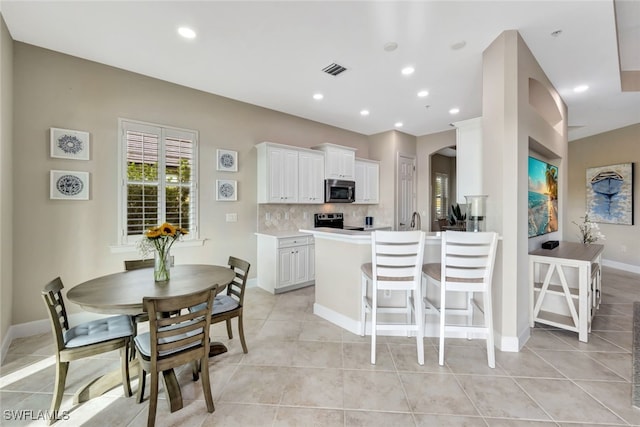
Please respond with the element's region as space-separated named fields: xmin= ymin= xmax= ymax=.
xmin=50 ymin=127 xmax=90 ymax=160
xmin=50 ymin=170 xmax=90 ymax=200
xmin=217 ymin=149 xmax=238 ymax=172
xmin=586 ymin=162 xmax=634 ymax=225
xmin=216 ymin=179 xmax=237 ymax=201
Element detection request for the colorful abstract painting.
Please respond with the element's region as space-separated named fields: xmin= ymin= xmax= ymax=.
xmin=586 ymin=163 xmax=634 ymax=225
xmin=528 ymin=157 xmax=558 ymax=238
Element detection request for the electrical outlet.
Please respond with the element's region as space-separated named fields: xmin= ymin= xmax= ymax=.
xmin=226 ymin=213 xmax=237 ymax=222
xmin=284 ymin=212 xmax=289 ymax=220
xmin=621 ymin=245 xmax=627 ymax=253
xmin=303 ymin=212 xmax=308 ymax=219
xmin=265 ymin=212 xmax=271 ymax=220
xmin=383 ymin=289 xmax=391 ymax=298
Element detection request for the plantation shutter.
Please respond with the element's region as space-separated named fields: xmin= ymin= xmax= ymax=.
xmin=435 ymin=173 xmax=449 ymax=219
xmin=121 ymin=120 xmax=197 ymax=243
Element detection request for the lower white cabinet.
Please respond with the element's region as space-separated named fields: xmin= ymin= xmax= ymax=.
xmin=257 ymin=233 xmax=315 ymax=294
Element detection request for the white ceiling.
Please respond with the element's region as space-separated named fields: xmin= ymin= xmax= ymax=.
xmin=2 ymin=1 xmax=639 ymax=141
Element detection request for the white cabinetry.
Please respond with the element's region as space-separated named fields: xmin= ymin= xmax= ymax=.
xmin=298 ymin=150 xmax=324 ymax=204
xmin=257 ymin=233 xmax=315 ymax=294
xmin=453 ymin=117 xmax=483 ymax=204
xmin=311 ymin=143 xmax=356 ymax=180
xmin=257 ymin=142 xmax=324 ymax=204
xmin=354 ymin=159 xmax=379 ymax=204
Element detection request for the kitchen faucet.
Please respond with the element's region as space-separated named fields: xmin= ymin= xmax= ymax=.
xmin=410 ymin=211 xmax=421 ymax=230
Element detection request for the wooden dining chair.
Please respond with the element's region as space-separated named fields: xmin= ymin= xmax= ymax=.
xmin=189 ymin=256 xmax=251 ymax=354
xmin=134 ymin=286 xmax=218 ymax=427
xmin=41 ymin=277 xmax=133 ymax=425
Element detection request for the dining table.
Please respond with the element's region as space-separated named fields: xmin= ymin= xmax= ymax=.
xmin=66 ymin=264 xmax=236 ymax=413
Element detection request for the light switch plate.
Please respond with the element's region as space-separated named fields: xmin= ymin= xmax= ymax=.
xmin=226 ymin=213 xmax=238 ymax=222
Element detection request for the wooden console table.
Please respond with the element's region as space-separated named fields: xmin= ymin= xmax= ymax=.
xmin=529 ymin=242 xmax=604 ymax=342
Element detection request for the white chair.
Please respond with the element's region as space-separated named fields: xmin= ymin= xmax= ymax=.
xmin=423 ymin=231 xmax=498 ymax=368
xmin=361 ymin=230 xmax=426 ymax=365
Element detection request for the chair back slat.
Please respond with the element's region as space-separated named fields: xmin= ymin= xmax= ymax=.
xmin=371 ymin=231 xmax=425 ymax=285
xmin=226 ymin=256 xmax=250 ymax=304
xmin=441 ymin=231 xmax=498 ymax=287
xmin=143 ymin=286 xmax=217 ymax=363
xmin=41 ymin=277 xmax=69 ymax=351
xmin=124 ymin=257 xmax=174 ymax=271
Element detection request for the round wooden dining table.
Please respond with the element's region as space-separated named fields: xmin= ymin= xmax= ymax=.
xmin=66 ymin=264 xmax=235 ymax=413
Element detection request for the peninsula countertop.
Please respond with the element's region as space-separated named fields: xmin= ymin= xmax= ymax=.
xmin=299 ymin=227 xmax=443 ymax=244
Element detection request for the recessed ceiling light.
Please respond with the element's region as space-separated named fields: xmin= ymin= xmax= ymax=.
xmin=384 ymin=42 xmax=398 ymax=52
xmin=177 ymin=27 xmax=196 ymax=39
xmin=551 ymin=29 xmax=562 ymax=37
xmin=360 ymin=110 xmax=370 ymax=116
xmin=394 ymin=122 xmax=403 ymax=128
xmin=313 ymin=93 xmax=324 ymax=100
xmin=573 ymin=85 xmax=589 ymax=93
xmin=449 ymin=108 xmax=460 ymax=115
xmin=451 ymin=41 xmax=466 ymax=50
xmin=417 ymin=90 xmax=429 ymax=98
xmin=401 ymin=66 xmax=415 ymax=76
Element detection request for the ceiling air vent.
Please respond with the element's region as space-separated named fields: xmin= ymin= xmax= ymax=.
xmin=322 ymin=63 xmax=347 ymax=76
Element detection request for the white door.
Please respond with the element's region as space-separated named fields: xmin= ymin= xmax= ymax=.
xmin=397 ymin=154 xmax=416 ymax=230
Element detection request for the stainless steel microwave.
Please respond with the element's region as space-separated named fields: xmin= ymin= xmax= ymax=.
xmin=325 ymin=179 xmax=355 ymax=203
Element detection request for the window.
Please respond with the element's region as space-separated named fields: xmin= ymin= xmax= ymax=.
xmin=434 ymin=173 xmax=449 ymax=219
xmin=118 ymin=119 xmax=198 ymax=245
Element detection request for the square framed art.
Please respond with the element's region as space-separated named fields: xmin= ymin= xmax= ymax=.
xmin=586 ymin=162 xmax=634 ymax=225
xmin=50 ymin=127 xmax=90 ymax=160
xmin=216 ymin=149 xmax=238 ymax=172
xmin=216 ymin=179 xmax=237 ymax=201
xmin=50 ymin=170 xmax=90 ymax=200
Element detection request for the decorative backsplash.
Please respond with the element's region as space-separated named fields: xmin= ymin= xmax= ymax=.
xmin=257 ymin=203 xmax=393 ymax=234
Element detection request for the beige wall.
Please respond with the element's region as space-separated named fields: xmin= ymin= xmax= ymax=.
xmin=483 ymin=30 xmax=568 ymax=350
xmin=1 ymin=16 xmax=14 ymax=348
xmin=12 ymin=42 xmax=369 ymax=325
xmin=568 ymin=123 xmax=640 ymax=268
xmin=416 ymin=129 xmax=457 ymax=231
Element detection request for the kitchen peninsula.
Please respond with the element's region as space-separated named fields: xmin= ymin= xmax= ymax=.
xmin=299 ymin=227 xmax=443 ymax=336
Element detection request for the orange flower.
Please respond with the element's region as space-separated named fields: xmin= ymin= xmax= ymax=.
xmin=145 ymin=227 xmax=162 ymax=239
xmin=160 ymin=222 xmax=177 ymax=236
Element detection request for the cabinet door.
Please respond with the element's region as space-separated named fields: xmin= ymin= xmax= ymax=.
xmin=307 ymin=244 xmax=315 ymax=280
xmin=340 ymin=150 xmax=356 ymax=179
xmin=365 ymin=162 xmax=379 ymax=203
xmin=299 ymin=151 xmax=324 ymax=203
xmin=282 ymin=149 xmax=299 ymax=202
xmin=354 ymin=161 xmax=366 ymax=203
xmin=277 ymin=248 xmax=294 ymax=288
xmin=293 ymin=245 xmax=309 ymax=284
xmin=267 ymin=147 xmax=298 ymax=203
xmin=325 ymin=149 xmax=343 ymax=179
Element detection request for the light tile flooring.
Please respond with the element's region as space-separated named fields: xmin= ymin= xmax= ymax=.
xmin=1 ymin=267 xmax=638 ymax=426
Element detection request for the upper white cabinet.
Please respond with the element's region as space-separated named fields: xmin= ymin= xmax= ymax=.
xmin=257 ymin=142 xmax=324 ymax=204
xmin=311 ymin=143 xmax=357 ymax=180
xmin=298 ymin=150 xmax=325 ymax=204
xmin=453 ymin=117 xmax=483 ymax=204
xmin=354 ymin=158 xmax=379 ymax=204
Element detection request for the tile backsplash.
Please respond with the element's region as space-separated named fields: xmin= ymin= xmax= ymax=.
xmin=257 ymin=203 xmax=393 ymax=234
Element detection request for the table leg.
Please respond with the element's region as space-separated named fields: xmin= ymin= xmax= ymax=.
xmin=74 ymin=359 xmax=140 ymax=404
xmin=161 ymin=369 xmax=183 ymax=412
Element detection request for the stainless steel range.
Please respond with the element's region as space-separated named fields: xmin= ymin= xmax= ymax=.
xmin=314 ymin=213 xmax=365 ymax=231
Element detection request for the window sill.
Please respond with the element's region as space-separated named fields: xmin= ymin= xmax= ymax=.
xmin=109 ymin=239 xmax=206 ymax=254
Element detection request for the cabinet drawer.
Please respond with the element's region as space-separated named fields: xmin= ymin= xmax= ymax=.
xmin=278 ymin=236 xmax=311 ymax=248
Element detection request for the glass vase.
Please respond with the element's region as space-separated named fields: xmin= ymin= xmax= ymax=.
xmin=154 ymin=250 xmax=170 ymax=282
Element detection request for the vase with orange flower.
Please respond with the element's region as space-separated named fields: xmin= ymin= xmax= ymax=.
xmin=139 ymin=222 xmax=188 ymax=282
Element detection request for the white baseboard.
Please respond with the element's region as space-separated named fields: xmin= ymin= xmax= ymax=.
xmin=313 ymin=303 xmax=362 ymax=335
xmin=602 ymin=259 xmax=640 ymax=275
xmin=247 ymin=277 xmax=258 ymax=288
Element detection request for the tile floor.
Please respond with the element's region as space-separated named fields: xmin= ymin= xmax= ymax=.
xmin=1 ymin=267 xmax=638 ymax=426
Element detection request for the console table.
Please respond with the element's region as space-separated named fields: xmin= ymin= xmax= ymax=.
xmin=529 ymin=242 xmax=604 ymax=342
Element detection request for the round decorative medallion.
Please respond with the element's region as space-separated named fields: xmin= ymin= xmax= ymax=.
xmin=219 ymin=153 xmax=235 ymax=169
xmin=57 ymin=135 xmax=84 ymax=154
xmin=56 ymin=175 xmax=84 ymax=196
xmin=219 ymin=182 xmax=234 ymax=198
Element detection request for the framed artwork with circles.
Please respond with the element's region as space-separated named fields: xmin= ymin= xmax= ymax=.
xmin=50 ymin=128 xmax=90 ymax=160
xmin=217 ymin=149 xmax=238 ymax=172
xmin=216 ymin=179 xmax=237 ymax=201
xmin=50 ymin=170 xmax=90 ymax=200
